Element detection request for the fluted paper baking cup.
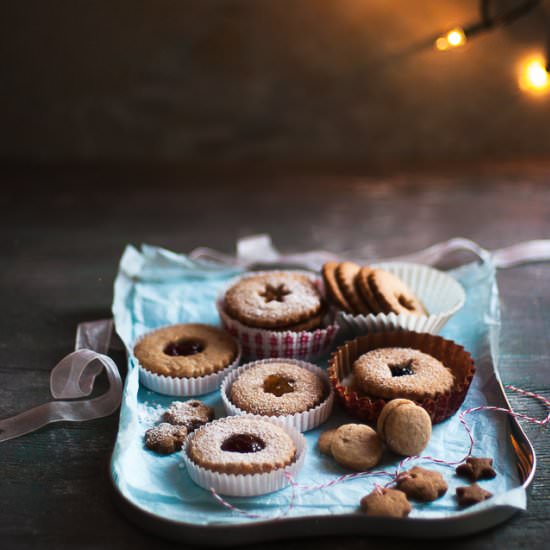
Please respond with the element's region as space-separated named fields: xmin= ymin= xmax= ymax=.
xmin=182 ymin=415 xmax=306 ymax=496
xmin=216 ymin=271 xmax=339 ymax=360
xmin=220 ymin=358 xmax=334 ymax=432
xmin=328 ymin=331 xmax=475 ymax=424
xmin=133 ymin=327 xmax=242 ymax=396
xmin=336 ymin=262 xmax=465 ymax=337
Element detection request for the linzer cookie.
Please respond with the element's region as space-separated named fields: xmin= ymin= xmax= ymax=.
xmin=218 ymin=271 xmax=339 ymax=360
xmin=229 ymin=361 xmax=325 ymax=416
xmin=224 ymin=271 xmax=323 ymax=330
xmin=354 ymin=348 xmax=455 ymax=402
xmin=221 ymin=358 xmax=334 ymax=432
xmin=134 ymin=323 xmax=241 ymax=396
xmin=328 ymin=331 xmax=475 ymax=424
xmin=183 ymin=415 xmax=307 ymax=496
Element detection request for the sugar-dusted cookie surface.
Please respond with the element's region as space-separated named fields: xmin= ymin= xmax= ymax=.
xmin=134 ymin=323 xmax=238 ymax=378
xmin=224 ymin=271 xmax=323 ymax=329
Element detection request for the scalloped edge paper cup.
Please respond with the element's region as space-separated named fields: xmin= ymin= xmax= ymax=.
xmin=327 ymin=330 xmax=476 ymax=424
xmin=220 ymin=358 xmax=334 ymax=432
xmin=216 ymin=271 xmax=339 ymax=361
xmin=182 ymin=415 xmax=306 ymax=496
xmin=133 ymin=326 xmax=242 ymax=396
xmin=336 ymin=262 xmax=466 ymax=337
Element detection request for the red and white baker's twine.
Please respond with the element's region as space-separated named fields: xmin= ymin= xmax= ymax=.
xmin=209 ymin=384 xmax=549 ymax=519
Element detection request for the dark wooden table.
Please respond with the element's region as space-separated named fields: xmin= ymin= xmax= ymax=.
xmin=1 ymin=165 xmax=549 ymax=549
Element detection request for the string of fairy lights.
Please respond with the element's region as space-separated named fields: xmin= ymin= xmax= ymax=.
xmin=434 ymin=0 xmax=549 ymax=95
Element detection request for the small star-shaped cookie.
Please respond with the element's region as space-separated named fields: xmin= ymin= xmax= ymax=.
xmin=396 ymin=466 xmax=448 ymax=502
xmin=360 ymin=487 xmax=412 ymax=518
xmin=456 ymin=483 xmax=493 ymax=507
xmin=456 ymin=457 xmax=496 ymax=481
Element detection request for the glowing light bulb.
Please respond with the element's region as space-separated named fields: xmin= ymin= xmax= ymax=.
xmin=435 ymin=28 xmax=466 ymax=51
xmin=519 ymin=56 xmax=549 ymax=94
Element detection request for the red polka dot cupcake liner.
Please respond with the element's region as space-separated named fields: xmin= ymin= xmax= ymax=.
xmin=216 ymin=270 xmax=340 ymax=361
xmin=328 ymin=330 xmax=475 ymax=424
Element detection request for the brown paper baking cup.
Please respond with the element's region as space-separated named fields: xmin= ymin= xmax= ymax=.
xmin=220 ymin=358 xmax=334 ymax=432
xmin=327 ymin=331 xmax=475 ymax=424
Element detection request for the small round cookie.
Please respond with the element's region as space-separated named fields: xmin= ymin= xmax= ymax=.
xmin=224 ymin=272 xmax=323 ymax=330
xmin=331 ymin=424 xmax=383 ymax=471
xmin=145 ymin=423 xmax=188 ymax=454
xmin=163 ymin=399 xmax=214 ymax=431
xmin=368 ymin=269 xmax=427 ymax=316
xmin=318 ymin=428 xmax=337 ymax=456
xmin=187 ymin=416 xmax=297 ymax=474
xmin=335 ymin=262 xmax=371 ymax=315
xmin=230 ymin=362 xmax=325 ymax=416
xmin=134 ymin=323 xmax=238 ymax=378
xmin=353 ymin=347 xmax=455 ymax=401
xmin=377 ymin=398 xmax=432 ymax=456
xmin=322 ymin=262 xmax=353 ymax=312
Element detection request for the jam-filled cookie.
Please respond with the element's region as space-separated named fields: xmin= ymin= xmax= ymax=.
xmin=353 ymin=347 xmax=455 ymax=401
xmin=187 ymin=416 xmax=297 ymax=475
xmin=134 ymin=323 xmax=238 ymax=378
xmin=229 ymin=361 xmax=325 ymax=416
xmin=223 ymin=272 xmax=323 ymax=330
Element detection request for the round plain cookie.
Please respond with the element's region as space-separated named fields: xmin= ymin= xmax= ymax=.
xmin=187 ymin=416 xmax=297 ymax=475
xmin=368 ymin=269 xmax=427 ymax=316
xmin=322 ymin=261 xmax=353 ymax=312
xmin=134 ymin=323 xmax=238 ymax=378
xmin=377 ymin=399 xmax=432 ymax=456
xmin=230 ymin=362 xmax=325 ymax=416
xmin=224 ymin=271 xmax=323 ymax=329
xmin=318 ymin=428 xmax=337 ymax=456
xmin=163 ymin=399 xmax=214 ymax=431
xmin=353 ymin=347 xmax=455 ymax=401
xmin=335 ymin=262 xmax=371 ymax=315
xmin=330 ymin=423 xmax=383 ymax=471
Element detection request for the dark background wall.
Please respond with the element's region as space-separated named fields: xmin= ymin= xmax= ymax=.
xmin=2 ymin=0 xmax=550 ymax=168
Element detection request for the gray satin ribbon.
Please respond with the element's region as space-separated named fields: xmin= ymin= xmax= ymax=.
xmin=2 ymin=235 xmax=549 ymax=443
xmin=0 ymin=320 xmax=122 ymax=443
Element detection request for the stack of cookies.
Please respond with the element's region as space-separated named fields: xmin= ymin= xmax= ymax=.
xmin=322 ymin=261 xmax=427 ymax=316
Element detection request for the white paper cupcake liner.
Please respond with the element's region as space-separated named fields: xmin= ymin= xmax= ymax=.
xmin=220 ymin=358 xmax=334 ymax=432
xmin=133 ymin=327 xmax=242 ymax=396
xmin=182 ymin=415 xmax=307 ymax=496
xmin=336 ymin=262 xmax=465 ymax=337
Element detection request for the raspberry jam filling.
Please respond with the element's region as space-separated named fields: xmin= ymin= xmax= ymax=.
xmin=164 ymin=339 xmax=205 ymax=357
xmin=263 ymin=374 xmax=296 ymax=396
xmin=389 ymin=360 xmax=415 ymax=377
xmin=221 ymin=434 xmax=266 ymax=453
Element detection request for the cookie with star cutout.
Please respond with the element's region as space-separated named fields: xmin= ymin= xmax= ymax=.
xmin=224 ymin=271 xmax=324 ymax=330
